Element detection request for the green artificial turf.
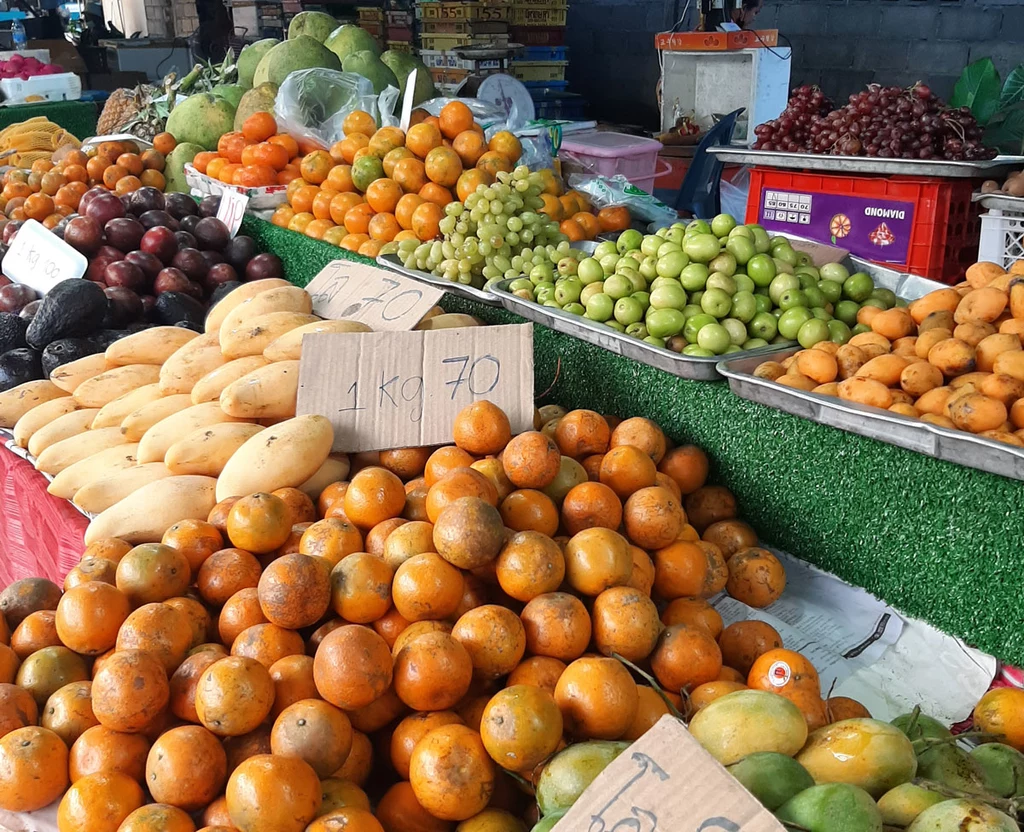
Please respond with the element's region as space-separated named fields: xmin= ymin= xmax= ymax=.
xmin=0 ymin=100 xmax=98 ymax=139
xmin=246 ymin=215 xmax=1024 ymax=666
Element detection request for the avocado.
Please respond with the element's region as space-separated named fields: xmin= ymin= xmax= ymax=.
xmin=209 ymin=281 xmax=242 ymax=308
xmin=0 ymin=312 xmax=28 ymax=353
xmin=92 ymin=328 xmax=145 ymax=349
xmin=26 ymin=279 xmax=107 ymax=351
xmin=0 ymin=347 xmax=43 ymax=392
xmin=153 ymin=292 xmax=206 ymax=328
xmin=41 ymin=338 xmax=102 ymax=377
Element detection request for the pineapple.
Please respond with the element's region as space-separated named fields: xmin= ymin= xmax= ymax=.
xmin=96 ymin=84 xmax=165 ymax=140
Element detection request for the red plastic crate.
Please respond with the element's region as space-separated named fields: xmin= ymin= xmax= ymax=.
xmin=509 ymin=25 xmax=564 ymax=45
xmin=744 ymin=167 xmax=981 ymax=285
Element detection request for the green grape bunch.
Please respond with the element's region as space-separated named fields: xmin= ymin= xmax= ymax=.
xmin=382 ymin=166 xmax=578 ymax=289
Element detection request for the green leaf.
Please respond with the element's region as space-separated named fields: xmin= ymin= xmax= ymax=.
xmin=999 ymin=65 xmax=1024 ymax=110
xmin=984 ymin=108 xmax=1024 ymax=154
xmin=952 ymin=57 xmax=1002 ymax=125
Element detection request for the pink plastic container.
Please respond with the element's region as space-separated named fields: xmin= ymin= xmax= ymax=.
xmin=559 ymin=131 xmax=664 ymax=193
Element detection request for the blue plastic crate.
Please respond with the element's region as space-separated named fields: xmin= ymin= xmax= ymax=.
xmin=522 ymin=79 xmax=568 ymax=89
xmin=530 ymin=90 xmax=587 ymax=121
xmin=522 ymin=45 xmax=567 ymax=60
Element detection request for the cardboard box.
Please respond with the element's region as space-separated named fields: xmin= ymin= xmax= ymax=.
xmin=27 ymin=39 xmax=87 ymax=75
xmin=551 ymin=716 xmax=785 ymax=831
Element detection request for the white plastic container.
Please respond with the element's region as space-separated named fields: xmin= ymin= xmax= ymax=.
xmin=978 ymin=208 xmax=1024 ymax=269
xmin=559 ymin=131 xmax=664 ymax=193
xmin=0 ymin=72 xmax=81 ymax=105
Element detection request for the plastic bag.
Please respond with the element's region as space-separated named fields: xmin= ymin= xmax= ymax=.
xmin=415 ymin=96 xmax=521 ymax=138
xmin=275 ymin=69 xmax=400 ymax=149
xmin=567 ymin=173 xmax=678 ymax=228
xmin=720 ymin=165 xmax=751 ymax=221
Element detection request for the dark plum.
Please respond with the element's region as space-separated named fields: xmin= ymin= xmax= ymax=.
xmin=78 ymin=187 xmax=107 ymax=216
xmin=164 ymin=192 xmax=199 ymax=219
xmin=2 ymin=221 xmax=20 ymax=245
xmin=0 ymin=275 xmax=10 ymax=288
xmin=140 ymin=227 xmax=179 ymax=264
xmin=104 ymin=217 xmax=145 ymax=253
xmin=179 ymin=214 xmax=201 ymax=235
xmin=154 ymin=267 xmax=190 ymax=295
xmin=139 ymin=210 xmax=179 ymax=231
xmin=0 ymin=283 xmax=36 ymax=313
xmin=95 ymin=245 xmax=125 ymax=263
xmin=125 ymin=250 xmax=162 ymax=282
xmin=201 ymin=250 xmax=224 ymax=268
xmin=194 ymin=217 xmax=230 ymax=251
xmin=175 ymin=231 xmax=197 ymax=249
xmin=18 ymin=299 xmax=41 ymax=321
xmin=223 ymin=235 xmax=256 ymax=269
xmin=181 ymin=281 xmax=204 ymax=300
xmin=104 ymin=260 xmax=146 ymax=292
xmin=63 ymin=216 xmax=103 ymax=255
xmin=210 ymin=280 xmax=241 ymax=306
xmin=102 ymin=286 xmax=144 ymax=326
xmin=84 ymin=193 xmax=126 ymax=225
xmin=85 ymin=256 xmax=116 ymax=283
xmin=245 ymin=252 xmax=283 ymax=281
xmin=140 ymin=294 xmax=157 ymax=317
xmin=119 ymin=193 xmax=133 ymax=212
xmin=206 ymin=262 xmax=238 ymax=291
xmin=128 ymin=187 xmax=165 ymax=216
xmin=171 ymin=248 xmax=208 ymax=282
xmin=199 ymin=195 xmax=221 ymax=217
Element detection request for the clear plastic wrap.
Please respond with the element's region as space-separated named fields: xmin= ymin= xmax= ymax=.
xmin=275 ymin=69 xmax=400 ymax=149
xmin=567 ymin=173 xmax=678 ymax=228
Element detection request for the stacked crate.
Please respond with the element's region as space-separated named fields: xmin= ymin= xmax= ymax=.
xmin=357 ymin=6 xmax=386 ymax=50
xmin=386 ymin=8 xmax=415 ymax=52
xmin=508 ymin=0 xmax=565 ymax=48
xmin=508 ymin=0 xmax=569 ymax=115
xmin=417 ymin=1 xmax=509 ymax=52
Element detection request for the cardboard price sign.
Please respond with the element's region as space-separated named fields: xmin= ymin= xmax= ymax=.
xmin=2 ymin=219 xmax=87 ymax=294
xmin=304 ymin=260 xmax=445 ymax=330
xmin=216 ymin=188 xmax=249 ymax=237
xmin=296 ymin=324 xmax=534 ymax=452
xmin=552 ymin=716 xmax=785 ymax=831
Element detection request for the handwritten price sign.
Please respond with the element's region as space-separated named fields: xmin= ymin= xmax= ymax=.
xmin=304 ymin=260 xmax=444 ymax=330
xmin=216 ymin=188 xmax=249 ymax=237
xmin=296 ymin=324 xmax=534 ymax=452
xmin=2 ymin=219 xmax=87 ymax=294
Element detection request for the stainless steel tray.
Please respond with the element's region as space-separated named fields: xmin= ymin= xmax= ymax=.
xmin=708 ymin=147 xmax=1024 ymax=179
xmin=717 ymin=348 xmax=1024 ymax=482
xmin=376 ymin=253 xmax=502 ymax=307
xmin=491 ymin=277 xmax=726 ymax=380
xmin=973 ymin=192 xmax=1024 ymax=212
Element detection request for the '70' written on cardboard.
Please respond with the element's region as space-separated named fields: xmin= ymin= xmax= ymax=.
xmin=295 ymin=324 xmax=535 ymax=452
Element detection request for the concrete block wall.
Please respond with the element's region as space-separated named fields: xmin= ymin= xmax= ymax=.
xmin=173 ymin=0 xmax=200 ymax=39
xmin=143 ymin=0 xmax=171 ymax=37
xmin=567 ymin=0 xmax=1020 ymax=128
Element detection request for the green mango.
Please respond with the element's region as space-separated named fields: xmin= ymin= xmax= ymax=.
xmin=163 ymin=142 xmax=203 ymax=193
xmin=892 ymin=712 xmax=953 ymax=741
xmin=877 ymin=783 xmax=945 ymax=826
xmin=530 ymin=814 xmax=565 ymax=832
xmin=775 ymin=783 xmax=882 ymax=832
xmin=535 ymin=741 xmax=629 ymax=818
xmin=970 ymin=743 xmax=1024 ymax=798
xmin=906 ymin=798 xmax=1018 ymax=831
xmin=916 ymin=742 xmax=992 ymax=796
xmin=211 ymin=83 xmax=244 ymax=109
xmin=727 ymin=752 xmax=814 ymax=811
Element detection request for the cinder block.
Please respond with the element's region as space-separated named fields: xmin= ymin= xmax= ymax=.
xmin=852 ymin=39 xmax=911 ymax=71
xmin=879 ymin=5 xmax=940 ymax=35
xmin=825 ymin=6 xmax=883 ymax=35
xmin=937 ymin=8 xmax=1000 ymax=40
xmin=907 ymin=40 xmax=970 ymax=74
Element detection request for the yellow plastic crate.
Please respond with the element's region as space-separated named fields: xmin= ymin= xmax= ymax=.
xmin=510 ymin=3 xmax=566 ymax=25
xmin=357 ymin=6 xmax=384 ymax=22
xmin=419 ymin=2 xmax=507 ymax=21
xmin=511 ymin=60 xmax=567 ymax=82
xmin=386 ymin=39 xmax=414 ymax=52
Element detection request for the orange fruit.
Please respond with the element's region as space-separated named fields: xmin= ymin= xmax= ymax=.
xmin=344 ymin=111 xmax=377 ymax=137
xmin=344 ymin=203 xmax=375 ymax=235
xmin=574 ymin=211 xmax=601 ymax=239
xmin=269 ymin=133 xmax=300 ymax=159
xmin=326 ymin=164 xmax=356 ymax=192
xmin=559 ymin=218 xmax=586 ymax=242
xmin=424 ymin=146 xmax=462 ymax=188
xmin=438 ymin=101 xmax=475 ymax=140
xmin=452 ymin=130 xmax=487 ymax=168
xmin=339 ymin=134 xmax=370 ymax=165
xmin=456 ymin=168 xmax=491 ymax=202
xmin=383 ymin=146 xmax=415 ymax=178
xmin=488 ymin=131 xmax=522 ymax=163
xmin=242 ymin=111 xmax=277 ymax=143
xmin=395 ymin=193 xmax=424 ymax=230
xmin=406 ymin=122 xmax=444 ymax=159
xmin=650 ymin=624 xmax=723 ymax=694
xmin=476 ymin=151 xmax=513 ymax=177
xmin=153 ymin=132 xmax=176 ymax=154
xmin=598 ymin=206 xmax=631 ymax=232
xmin=973 ymin=688 xmax=1024 ymax=750
xmin=393 ymin=157 xmax=428 ymax=194
xmin=369 ymin=126 xmax=407 ymax=158
xmin=300 ymin=151 xmax=333 ymax=185
xmin=340 ymin=233 xmax=370 ymax=252
xmin=412 ymin=201 xmax=443 ymax=241
xmin=365 ymin=178 xmax=404 ymax=213
xmin=311 ymin=187 xmax=339 ymax=220
xmin=554 ymin=656 xmax=638 ymax=740
xmin=329 ymin=191 xmax=363 ymax=225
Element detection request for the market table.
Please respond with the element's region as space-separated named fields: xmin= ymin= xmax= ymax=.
xmin=243 ymin=216 xmax=1024 ymax=667
xmin=0 ymin=100 xmax=97 ymax=139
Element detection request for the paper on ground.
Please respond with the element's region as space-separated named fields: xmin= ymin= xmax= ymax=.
xmin=714 ymin=548 xmax=995 ymax=723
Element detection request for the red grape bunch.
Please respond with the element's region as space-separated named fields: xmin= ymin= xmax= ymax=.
xmin=753 ymin=82 xmax=996 ymax=161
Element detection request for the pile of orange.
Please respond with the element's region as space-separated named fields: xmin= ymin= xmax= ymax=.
xmin=0 ymin=399 xmax=856 ymax=831
xmin=537 ymin=188 xmax=633 ymax=242
xmin=270 ymin=101 xmax=525 ymax=259
xmin=191 ymin=112 xmax=303 ymax=190
xmin=0 ymin=136 xmax=172 ymax=228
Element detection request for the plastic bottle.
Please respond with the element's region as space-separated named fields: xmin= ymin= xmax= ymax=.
xmin=11 ymin=21 xmax=26 ymax=52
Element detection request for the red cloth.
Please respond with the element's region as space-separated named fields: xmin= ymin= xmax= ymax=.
xmin=0 ymin=444 xmax=87 ymax=585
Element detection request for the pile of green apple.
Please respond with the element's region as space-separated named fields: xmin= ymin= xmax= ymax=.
xmin=504 ymin=214 xmax=903 ymax=357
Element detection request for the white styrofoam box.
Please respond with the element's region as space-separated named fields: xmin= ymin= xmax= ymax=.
xmin=978 ymin=208 xmax=1024 ymax=270
xmin=0 ymin=72 xmax=81 ymax=105
xmin=659 ymin=48 xmax=791 ymax=145
xmin=184 ymin=163 xmax=288 ymax=211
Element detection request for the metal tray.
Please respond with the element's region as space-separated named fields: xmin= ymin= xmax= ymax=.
xmin=376 ymin=253 xmax=502 ymax=307
xmin=708 ymin=147 xmax=1024 ymax=179
xmin=717 ymin=348 xmax=1024 ymax=482
xmin=973 ymin=192 xmax=1024 ymax=212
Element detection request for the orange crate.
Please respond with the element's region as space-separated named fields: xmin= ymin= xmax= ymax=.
xmin=745 ymin=167 xmax=981 ymax=285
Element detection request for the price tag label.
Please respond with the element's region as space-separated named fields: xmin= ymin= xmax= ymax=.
xmin=305 ymin=260 xmax=445 ymax=330
xmin=216 ymin=188 xmax=249 ymax=237
xmin=2 ymin=219 xmax=87 ymax=294
xmin=296 ymin=324 xmax=534 ymax=452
